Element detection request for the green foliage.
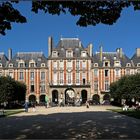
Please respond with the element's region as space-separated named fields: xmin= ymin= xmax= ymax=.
xmin=0 ymin=76 xmax=26 ymax=103
xmin=1 ymin=1 xmax=140 ymax=35
xmin=110 ymin=74 xmax=140 ymax=101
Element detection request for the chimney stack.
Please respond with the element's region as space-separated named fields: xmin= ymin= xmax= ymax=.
xmin=116 ymin=48 xmax=123 ymax=58
xmin=48 ymin=36 xmax=53 ymax=57
xmin=136 ymin=48 xmax=140 ymax=57
xmin=100 ymin=45 xmax=103 ymax=61
xmin=88 ymin=43 xmax=93 ymax=57
xmin=8 ymin=48 xmax=12 ymax=61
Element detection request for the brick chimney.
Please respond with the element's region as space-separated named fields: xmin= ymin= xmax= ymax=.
xmin=48 ymin=36 xmax=53 ymax=57
xmin=136 ymin=48 xmax=140 ymax=57
xmin=8 ymin=48 xmax=12 ymax=61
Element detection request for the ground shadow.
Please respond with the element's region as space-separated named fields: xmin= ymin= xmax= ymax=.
xmin=0 ymin=111 xmax=140 ymax=139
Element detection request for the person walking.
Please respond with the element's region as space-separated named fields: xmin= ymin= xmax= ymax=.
xmin=86 ymin=100 xmax=89 ymax=108
xmin=24 ymin=102 xmax=28 ymax=112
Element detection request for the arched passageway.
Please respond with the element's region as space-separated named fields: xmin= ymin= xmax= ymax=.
xmin=52 ymin=90 xmax=58 ymax=104
xmin=92 ymin=94 xmax=100 ymax=105
xmin=29 ymin=95 xmax=36 ymax=103
xmin=81 ymin=90 xmax=87 ymax=104
xmin=39 ymin=95 xmax=46 ymax=105
xmin=65 ymin=88 xmax=75 ymax=105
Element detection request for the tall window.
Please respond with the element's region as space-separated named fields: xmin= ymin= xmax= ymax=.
xmin=19 ymin=72 xmax=24 ymax=80
xmin=82 ymin=72 xmax=86 ymax=85
xmin=105 ymin=70 xmax=109 ymax=77
xmin=105 ymin=81 xmax=109 ymax=91
xmin=76 ymin=72 xmax=80 ymax=84
xmin=60 ymin=71 xmax=63 ymax=84
xmin=30 ymin=72 xmax=34 ymax=80
xmin=94 ymin=81 xmax=98 ymax=92
xmin=53 ymin=72 xmax=57 ymax=85
xmin=59 ymin=60 xmax=64 ymax=69
xmin=40 ymin=81 xmax=45 ymax=93
xmin=82 ymin=61 xmax=86 ymax=69
xmin=67 ymin=60 xmax=72 ymax=69
xmin=41 ymin=72 xmax=45 ymax=80
xmin=30 ymin=81 xmax=34 ymax=92
xmin=9 ymin=72 xmax=13 ymax=78
xmin=94 ymin=69 xmax=98 ymax=76
xmin=76 ymin=60 xmax=80 ymax=69
xmin=115 ymin=68 xmax=120 ymax=77
xmin=68 ymin=72 xmax=71 ymax=84
xmin=126 ymin=69 xmax=130 ymax=75
xmin=53 ymin=61 xmax=57 ymax=69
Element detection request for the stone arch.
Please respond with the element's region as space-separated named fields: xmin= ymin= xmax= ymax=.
xmin=29 ymin=95 xmax=36 ymax=103
xmin=81 ymin=90 xmax=87 ymax=104
xmin=103 ymin=93 xmax=110 ymax=101
xmin=52 ymin=90 xmax=58 ymax=104
xmin=65 ymin=88 xmax=75 ymax=105
xmin=39 ymin=95 xmax=46 ymax=105
xmin=92 ymin=94 xmax=100 ymax=104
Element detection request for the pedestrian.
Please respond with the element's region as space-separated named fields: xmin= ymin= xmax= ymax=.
xmin=86 ymin=100 xmax=89 ymax=108
xmin=24 ymin=102 xmax=28 ymax=112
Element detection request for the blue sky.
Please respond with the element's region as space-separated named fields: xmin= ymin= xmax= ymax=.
xmin=0 ymin=2 xmax=140 ymax=58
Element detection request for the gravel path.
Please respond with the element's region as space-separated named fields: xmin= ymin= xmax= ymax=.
xmin=0 ymin=106 xmax=140 ymax=139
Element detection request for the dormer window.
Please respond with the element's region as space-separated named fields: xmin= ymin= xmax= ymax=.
xmin=114 ymin=57 xmax=116 ymax=60
xmin=114 ymin=61 xmax=121 ymax=67
xmin=81 ymin=51 xmax=87 ymax=57
xmin=137 ymin=63 xmax=140 ymax=67
xmin=94 ymin=63 xmax=98 ymax=67
xmin=30 ymin=63 xmax=35 ymax=67
xmin=66 ymin=50 xmax=73 ymax=57
xmin=19 ymin=63 xmax=24 ymax=68
xmin=52 ymin=51 xmax=58 ymax=57
xmin=104 ymin=61 xmax=110 ymax=67
xmin=126 ymin=63 xmax=131 ymax=67
xmin=9 ymin=63 xmax=13 ymax=68
xmin=41 ymin=63 xmax=45 ymax=67
xmin=0 ymin=63 xmax=2 ymax=67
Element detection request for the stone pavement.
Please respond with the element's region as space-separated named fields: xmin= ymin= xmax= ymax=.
xmin=0 ymin=105 xmax=140 ymax=139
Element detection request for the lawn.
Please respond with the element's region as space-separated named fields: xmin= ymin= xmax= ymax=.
xmin=108 ymin=108 xmax=140 ymax=119
xmin=0 ymin=109 xmax=24 ymax=117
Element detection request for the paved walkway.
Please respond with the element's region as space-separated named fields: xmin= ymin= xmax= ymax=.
xmin=0 ymin=106 xmax=140 ymax=139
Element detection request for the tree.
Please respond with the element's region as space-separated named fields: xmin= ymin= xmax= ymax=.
xmin=110 ymin=74 xmax=140 ymax=105
xmin=1 ymin=0 xmax=140 ymax=35
xmin=0 ymin=76 xmax=26 ymax=104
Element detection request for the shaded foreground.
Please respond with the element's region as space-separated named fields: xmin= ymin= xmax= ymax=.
xmin=0 ymin=106 xmax=140 ymax=139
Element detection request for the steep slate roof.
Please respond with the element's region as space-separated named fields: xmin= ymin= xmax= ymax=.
xmin=131 ymin=54 xmax=140 ymax=66
xmin=51 ymin=38 xmax=90 ymax=58
xmin=7 ymin=52 xmax=48 ymax=68
xmin=92 ymin=52 xmax=132 ymax=68
xmin=0 ymin=52 xmax=8 ymax=67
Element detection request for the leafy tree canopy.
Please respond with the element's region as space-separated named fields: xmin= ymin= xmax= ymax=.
xmin=0 ymin=76 xmax=26 ymax=103
xmin=0 ymin=0 xmax=140 ymax=35
xmin=110 ymin=74 xmax=140 ymax=101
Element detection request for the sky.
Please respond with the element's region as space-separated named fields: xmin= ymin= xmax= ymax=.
xmin=0 ymin=2 xmax=140 ymax=58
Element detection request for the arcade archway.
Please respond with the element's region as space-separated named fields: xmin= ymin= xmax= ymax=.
xmin=81 ymin=90 xmax=87 ymax=104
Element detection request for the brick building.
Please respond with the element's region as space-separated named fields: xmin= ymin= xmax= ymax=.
xmin=0 ymin=37 xmax=140 ymax=104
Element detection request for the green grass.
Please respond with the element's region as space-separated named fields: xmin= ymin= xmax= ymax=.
xmin=108 ymin=109 xmax=140 ymax=119
xmin=1 ymin=109 xmax=24 ymax=117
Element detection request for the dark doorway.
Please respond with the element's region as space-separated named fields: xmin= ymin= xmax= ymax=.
xmin=81 ymin=90 xmax=87 ymax=104
xmin=92 ymin=94 xmax=100 ymax=105
xmin=39 ymin=95 xmax=45 ymax=105
xmin=29 ymin=95 xmax=36 ymax=103
xmin=52 ymin=90 xmax=58 ymax=104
